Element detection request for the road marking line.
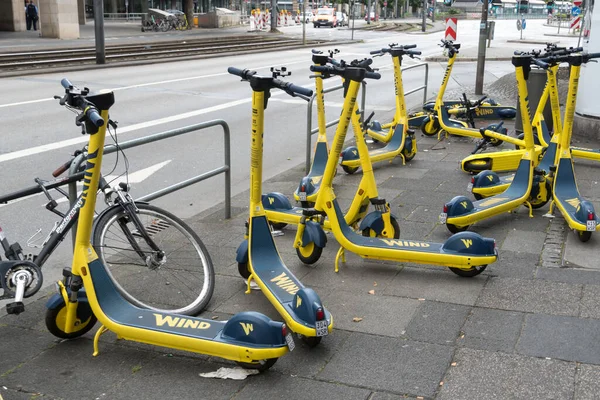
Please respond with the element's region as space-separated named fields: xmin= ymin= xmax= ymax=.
xmin=0 ymin=59 xmax=307 ymax=109
xmin=0 ymin=79 xmax=338 ymax=164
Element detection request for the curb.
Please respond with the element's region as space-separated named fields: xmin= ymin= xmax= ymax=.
xmin=0 ymin=39 xmax=361 ymax=78
xmin=506 ymin=39 xmax=560 ymax=44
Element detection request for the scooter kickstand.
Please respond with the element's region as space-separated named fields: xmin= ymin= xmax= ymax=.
xmin=335 ymin=247 xmax=346 ymax=273
xmin=245 ymin=274 xmax=255 ymax=294
xmin=523 ymin=201 xmax=534 ymax=218
xmin=399 ymin=153 xmax=406 ymax=165
xmin=93 ymin=325 xmax=109 ymax=357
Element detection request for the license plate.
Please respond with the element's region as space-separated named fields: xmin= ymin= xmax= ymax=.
xmin=298 ymin=192 xmax=307 ymax=202
xmin=315 ymin=320 xmax=329 ymax=337
xmin=285 ymin=332 xmax=295 ymax=351
xmin=467 ymin=182 xmax=473 ymax=191
xmin=439 ymin=213 xmax=447 ymax=224
xmin=339 ymin=156 xmax=343 ymax=165
xmin=587 ymin=220 xmax=597 ymax=232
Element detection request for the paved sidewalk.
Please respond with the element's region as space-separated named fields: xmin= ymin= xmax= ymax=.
xmin=2 ymin=74 xmax=600 ymax=400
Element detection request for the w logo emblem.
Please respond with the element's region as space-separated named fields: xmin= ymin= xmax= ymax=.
xmin=268 ymin=197 xmax=275 ymax=205
xmin=461 ymin=239 xmax=473 ymax=248
xmin=460 ymin=201 xmax=468 ymax=209
xmin=240 ymin=322 xmax=254 ymax=335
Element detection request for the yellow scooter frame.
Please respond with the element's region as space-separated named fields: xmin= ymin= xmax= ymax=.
xmin=548 ymin=54 xmax=600 ymax=242
xmin=299 ymin=64 xmax=498 ymax=277
xmin=441 ymin=56 xmax=552 ymax=233
xmin=48 ymin=84 xmax=290 ymax=370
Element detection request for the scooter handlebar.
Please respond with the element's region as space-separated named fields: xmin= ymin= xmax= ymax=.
xmin=403 ymin=44 xmax=417 ymax=49
xmin=61 ymin=78 xmax=74 ymax=89
xmin=275 ymin=80 xmax=313 ymax=98
xmin=406 ymin=49 xmax=422 ymax=56
xmin=532 ymin=58 xmax=549 ymax=69
xmin=370 ymin=48 xmax=388 ymax=55
xmin=365 ymin=71 xmax=381 ymax=80
xmin=227 ymin=67 xmax=257 ymax=80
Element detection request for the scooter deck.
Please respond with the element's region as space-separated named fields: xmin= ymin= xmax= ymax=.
xmin=249 ymin=216 xmax=333 ymax=336
xmin=472 ymin=141 xmax=558 ymax=198
xmin=86 ymin=258 xmax=288 ymax=361
xmin=440 ymin=107 xmax=469 ymax=129
xmin=553 ymin=158 xmax=600 ymax=231
xmin=294 ymin=141 xmax=328 ymax=202
xmin=331 ymin=201 xmax=497 ymax=267
xmin=449 ymin=159 xmax=533 ymax=226
xmin=341 ymin=125 xmax=406 ymax=168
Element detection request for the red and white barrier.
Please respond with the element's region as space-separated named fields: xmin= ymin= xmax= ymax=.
xmin=571 ymin=16 xmax=581 ymax=30
xmin=445 ymin=18 xmax=457 ymax=41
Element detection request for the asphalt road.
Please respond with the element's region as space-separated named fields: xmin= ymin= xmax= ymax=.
xmin=0 ymin=19 xmax=556 ymax=304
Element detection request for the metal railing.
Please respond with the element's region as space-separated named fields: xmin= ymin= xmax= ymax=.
xmin=103 ymin=13 xmax=146 ymax=20
xmin=68 ymin=120 xmax=231 ymax=242
xmin=304 ymin=62 xmax=428 ymax=172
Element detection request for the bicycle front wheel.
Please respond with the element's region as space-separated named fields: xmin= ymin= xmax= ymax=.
xmin=92 ymin=203 xmax=214 ymax=316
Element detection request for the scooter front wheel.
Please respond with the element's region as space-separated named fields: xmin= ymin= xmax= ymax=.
xmin=446 ymin=223 xmax=469 ymax=234
xmin=362 ymin=218 xmax=400 ymax=239
xmin=238 ymin=262 xmax=251 ymax=279
xmin=421 ymin=118 xmax=440 ymax=136
xmin=449 ymin=265 xmax=487 ymax=277
xmin=578 ymin=230 xmax=592 ymax=242
xmin=270 ymin=222 xmax=288 ymax=230
xmin=296 ymin=242 xmax=323 ymax=264
xmin=45 ymin=302 xmax=97 ymax=339
xmin=236 ymin=358 xmax=278 ymax=371
xmin=402 ymin=145 xmax=417 ymax=162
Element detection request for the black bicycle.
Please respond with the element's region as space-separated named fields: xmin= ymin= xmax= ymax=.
xmin=0 ymin=82 xmax=214 ymax=319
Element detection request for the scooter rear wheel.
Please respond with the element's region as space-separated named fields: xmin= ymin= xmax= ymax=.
xmin=342 ymin=165 xmax=359 ymax=174
xmin=296 ymin=242 xmax=323 ymax=264
xmin=237 ymin=358 xmax=278 ymax=371
xmin=402 ymin=146 xmax=417 ymax=162
xmin=271 ymin=222 xmax=288 ymax=230
xmin=238 ymin=262 xmax=251 ymax=279
xmin=578 ymin=230 xmax=592 ymax=242
xmin=300 ymin=335 xmax=322 ymax=348
xmin=45 ymin=301 xmax=97 ymax=339
xmin=446 ymin=223 xmax=469 ymax=234
xmin=449 ymin=265 xmax=487 ymax=277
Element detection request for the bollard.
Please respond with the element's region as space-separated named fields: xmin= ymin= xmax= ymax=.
xmin=515 ymin=68 xmax=553 ymax=134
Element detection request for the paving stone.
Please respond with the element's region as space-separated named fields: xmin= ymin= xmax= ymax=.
xmin=396 ymin=221 xmax=436 ymax=240
xmin=0 ymin=388 xmax=55 ymax=400
xmin=0 ymin=326 xmax=56 ymax=377
xmin=380 ymin=168 xmax=429 ymax=181
xmin=0 ymin=340 xmax=156 ymax=399
xmin=405 ymin=301 xmax=471 ymax=345
xmin=204 ymin=243 xmax=240 ymax=275
xmin=437 ymin=348 xmax=575 ymax=400
xmin=104 ymin=353 xmax=244 ymax=400
xmin=518 ymin=314 xmax=600 ymax=364
xmin=574 ymin=364 xmax=600 ymax=400
xmin=369 ymin=392 xmax=417 ymax=400
xmin=204 ymin=274 xmax=246 ymax=312
xmin=391 ymin=189 xmax=454 ymax=209
xmin=384 ymin=266 xmax=487 ymax=306
xmin=236 ymin=374 xmax=371 ymax=400
xmin=0 ymin=291 xmax=54 ymax=331
xmin=320 ymin=291 xmax=419 ymax=337
xmin=580 ymin=285 xmax=600 ymax=319
xmin=536 ymin=267 xmax=600 ymax=286
xmin=500 ymin=229 xmax=546 ymax=255
xmin=564 ymin=230 xmax=600 ymax=270
xmin=300 ymin=257 xmax=400 ymax=294
xmin=485 ymin=250 xmax=538 ymax=280
xmin=406 ymin=205 xmax=441 ymax=224
xmin=318 ymin=333 xmax=453 ymax=398
xmin=457 ymin=308 xmax=525 ymax=353
xmin=272 ymin=329 xmax=350 ymax=378
xmin=476 ymin=277 xmax=582 ymax=316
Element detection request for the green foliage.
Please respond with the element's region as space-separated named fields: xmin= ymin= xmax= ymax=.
xmin=447 ymin=7 xmax=460 ymax=14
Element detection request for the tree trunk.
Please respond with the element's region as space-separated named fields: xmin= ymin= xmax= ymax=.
xmin=184 ymin=0 xmax=193 ymax=28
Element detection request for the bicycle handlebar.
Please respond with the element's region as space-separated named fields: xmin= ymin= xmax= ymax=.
xmin=52 ymin=160 xmax=73 ymax=177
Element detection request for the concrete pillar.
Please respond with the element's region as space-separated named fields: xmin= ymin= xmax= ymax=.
xmin=39 ymin=0 xmax=80 ymax=38
xmin=574 ymin=0 xmax=600 ymax=140
xmin=0 ymin=0 xmax=26 ymax=31
xmin=78 ymin=0 xmax=86 ymax=24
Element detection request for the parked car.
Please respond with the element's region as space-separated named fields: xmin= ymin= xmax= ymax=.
xmin=365 ymin=12 xmax=379 ymax=21
xmin=165 ymin=9 xmax=184 ymax=16
xmin=314 ymin=7 xmax=337 ymax=27
xmin=336 ymin=12 xmax=348 ymax=26
xmin=300 ymin=11 xmax=314 ymax=23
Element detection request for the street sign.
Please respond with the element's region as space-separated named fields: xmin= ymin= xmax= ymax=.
xmin=571 ymin=6 xmax=581 ymax=16
xmin=384 ymin=1 xmax=387 ymax=5
xmin=522 ymin=18 xmax=526 ymax=29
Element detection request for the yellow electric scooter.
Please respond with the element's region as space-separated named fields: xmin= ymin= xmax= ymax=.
xmin=246 ymin=59 xmax=400 ymax=267
xmin=440 ymin=55 xmax=553 ymax=233
xmin=43 ymin=79 xmax=292 ymax=371
xmin=295 ymin=62 xmax=498 ymax=277
xmin=230 ymin=67 xmax=333 ymax=347
xmin=422 ymin=40 xmax=518 ymax=147
xmin=548 ymin=52 xmax=600 ymax=242
xmin=339 ymin=45 xmax=418 ymax=173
